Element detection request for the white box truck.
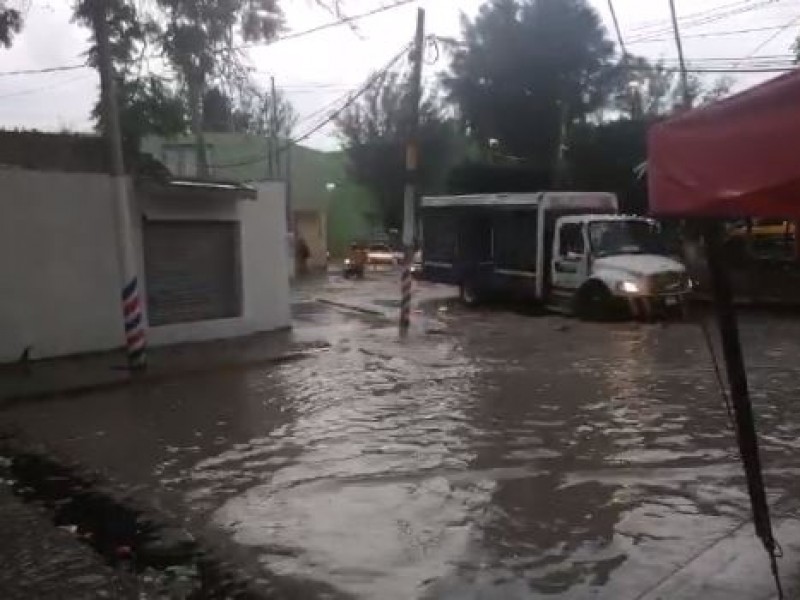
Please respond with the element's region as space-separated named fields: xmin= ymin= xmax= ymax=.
xmin=420 ymin=192 xmax=690 ymax=318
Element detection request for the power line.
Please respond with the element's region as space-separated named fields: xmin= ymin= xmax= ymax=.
xmin=627 ymin=24 xmax=795 ymax=45
xmin=0 ymin=73 xmax=92 ymax=100
xmin=0 ymin=63 xmax=88 ymax=77
xmin=627 ymin=0 xmax=754 ymax=33
xmin=237 ymin=0 xmax=419 ymax=50
xmin=0 ymin=0 xmax=420 ymax=78
xmin=735 ymin=14 xmax=800 ymax=67
xmin=290 ymin=42 xmax=412 ymax=144
xmin=210 ymin=41 xmax=413 ymax=169
xmin=628 ymin=0 xmax=782 ymax=37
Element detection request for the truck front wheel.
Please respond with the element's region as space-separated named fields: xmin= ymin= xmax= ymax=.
xmin=576 ymin=282 xmax=612 ymax=321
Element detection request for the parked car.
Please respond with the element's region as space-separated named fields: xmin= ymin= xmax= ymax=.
xmin=367 ymin=243 xmax=398 ymax=266
xmin=411 ymin=250 xmax=423 ymax=277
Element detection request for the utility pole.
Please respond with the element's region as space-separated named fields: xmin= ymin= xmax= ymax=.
xmin=93 ymin=0 xmax=146 ymax=370
xmin=399 ymin=7 xmax=425 ymax=335
xmin=668 ymin=0 xmax=692 ymax=109
xmin=271 ymin=76 xmax=281 ymax=177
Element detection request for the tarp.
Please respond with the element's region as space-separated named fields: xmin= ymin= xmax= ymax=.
xmin=649 ymin=69 xmax=800 ymax=218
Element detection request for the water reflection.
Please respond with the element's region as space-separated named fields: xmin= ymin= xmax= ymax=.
xmin=210 ymin=325 xmax=484 ymax=598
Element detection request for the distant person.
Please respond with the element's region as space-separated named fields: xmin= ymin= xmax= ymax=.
xmin=296 ymin=237 xmax=310 ymax=275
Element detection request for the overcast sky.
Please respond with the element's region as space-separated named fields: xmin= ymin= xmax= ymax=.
xmin=1 ymin=0 xmax=799 ymax=150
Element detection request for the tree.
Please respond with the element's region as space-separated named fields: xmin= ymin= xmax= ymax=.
xmin=337 ymin=71 xmax=464 ymax=229
xmin=203 ymin=85 xmax=297 ymax=137
xmin=609 ymin=57 xmax=733 ymax=119
xmin=73 ymin=0 xmax=187 ymax=153
xmin=156 ymin=0 xmax=284 ymax=175
xmin=0 ymin=1 xmax=22 ymax=48
xmin=444 ymin=0 xmax=615 ymax=177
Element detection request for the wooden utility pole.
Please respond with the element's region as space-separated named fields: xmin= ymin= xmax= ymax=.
xmin=271 ymin=76 xmax=280 ymax=177
xmin=399 ymin=8 xmax=425 ymax=334
xmin=668 ymin=0 xmax=692 ymax=109
xmin=93 ymin=0 xmax=146 ymax=370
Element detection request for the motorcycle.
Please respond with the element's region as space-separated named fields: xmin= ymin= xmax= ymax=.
xmin=343 ymin=257 xmax=365 ymax=279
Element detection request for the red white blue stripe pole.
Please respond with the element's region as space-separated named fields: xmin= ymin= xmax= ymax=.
xmin=94 ymin=2 xmax=147 ymax=370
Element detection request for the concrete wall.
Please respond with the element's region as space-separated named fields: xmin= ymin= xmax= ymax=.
xmin=0 ymin=168 xmax=124 ymax=362
xmin=295 ymin=210 xmax=328 ymax=270
xmin=0 ymin=168 xmax=291 ymax=362
xmin=136 ymin=181 xmax=291 ymax=346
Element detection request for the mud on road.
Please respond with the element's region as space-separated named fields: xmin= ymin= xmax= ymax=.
xmin=3 ymin=273 xmax=800 ymax=599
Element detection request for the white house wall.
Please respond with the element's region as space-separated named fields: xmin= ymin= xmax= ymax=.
xmin=0 ymin=169 xmax=291 ymax=362
xmin=0 ymin=168 xmax=125 ymax=362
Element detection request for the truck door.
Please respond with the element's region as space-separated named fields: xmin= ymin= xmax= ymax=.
xmin=551 ymin=222 xmax=588 ymax=295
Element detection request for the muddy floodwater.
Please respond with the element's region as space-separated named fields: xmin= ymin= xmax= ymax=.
xmin=4 ymin=277 xmax=800 ymax=598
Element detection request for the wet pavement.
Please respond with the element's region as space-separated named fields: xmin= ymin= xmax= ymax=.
xmin=0 ymin=484 xmax=144 ymax=599
xmin=3 ymin=271 xmax=800 ymax=598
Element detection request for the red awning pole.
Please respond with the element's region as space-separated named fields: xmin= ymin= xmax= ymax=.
xmin=703 ymin=221 xmax=784 ymax=598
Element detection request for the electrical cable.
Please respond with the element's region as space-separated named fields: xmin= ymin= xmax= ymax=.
xmin=0 ymin=72 xmax=92 ymax=100
xmin=733 ymin=14 xmax=800 ymax=69
xmin=0 ymin=0 xmax=420 ymax=78
xmin=627 ymin=0 xmax=755 ymax=34
xmin=209 ymin=41 xmax=413 ymax=170
xmin=236 ymin=0 xmax=419 ymax=50
xmin=628 ymin=0 xmax=783 ymax=39
xmin=627 ymin=24 xmax=793 ymax=45
xmin=0 ymin=63 xmax=88 ymax=77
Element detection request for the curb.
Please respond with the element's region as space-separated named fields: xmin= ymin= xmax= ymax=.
xmin=315 ymin=297 xmax=390 ymax=318
xmin=0 ymin=346 xmax=329 ymax=407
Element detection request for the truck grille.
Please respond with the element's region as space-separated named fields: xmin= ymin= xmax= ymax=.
xmin=649 ymin=271 xmax=687 ymax=294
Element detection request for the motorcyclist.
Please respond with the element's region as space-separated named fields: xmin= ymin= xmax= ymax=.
xmin=344 ymin=242 xmax=367 ymax=278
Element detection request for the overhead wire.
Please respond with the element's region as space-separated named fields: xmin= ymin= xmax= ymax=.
xmin=607 ymin=0 xmax=628 ymax=59
xmin=236 ymin=0 xmax=420 ymax=50
xmin=0 ymin=0 xmax=421 ymax=77
xmin=209 ymin=40 xmax=413 ymax=170
xmin=0 ymin=72 xmax=93 ymax=100
xmin=628 ymin=0 xmax=783 ymax=40
xmin=733 ymin=13 xmax=800 ymax=68
xmin=627 ymin=24 xmax=797 ymax=45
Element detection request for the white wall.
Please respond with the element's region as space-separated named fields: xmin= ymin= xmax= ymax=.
xmin=139 ymin=181 xmax=291 ymax=346
xmin=0 ymin=170 xmax=291 ymax=362
xmin=0 ymin=168 xmax=125 ymax=362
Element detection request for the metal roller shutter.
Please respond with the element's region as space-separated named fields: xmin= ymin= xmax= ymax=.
xmin=144 ymin=220 xmax=242 ymax=326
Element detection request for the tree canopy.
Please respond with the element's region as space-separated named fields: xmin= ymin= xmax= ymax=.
xmin=0 ymin=1 xmax=22 ymax=48
xmin=444 ymin=0 xmax=616 ymax=169
xmin=337 ymin=70 xmax=468 ymax=229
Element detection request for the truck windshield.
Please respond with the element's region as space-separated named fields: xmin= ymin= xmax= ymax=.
xmin=589 ymin=220 xmax=668 ymax=257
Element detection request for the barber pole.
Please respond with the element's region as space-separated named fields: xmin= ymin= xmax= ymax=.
xmin=400 ymin=262 xmax=413 ymax=331
xmin=122 ymin=277 xmax=146 ymax=368
xmin=94 ymin=3 xmax=147 ymax=370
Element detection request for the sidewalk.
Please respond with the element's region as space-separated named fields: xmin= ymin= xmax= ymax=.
xmin=0 ymin=329 xmax=328 ymax=405
xmin=0 ymin=484 xmax=144 ymax=599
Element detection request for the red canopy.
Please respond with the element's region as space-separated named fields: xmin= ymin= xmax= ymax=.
xmin=649 ymin=69 xmax=800 ymax=218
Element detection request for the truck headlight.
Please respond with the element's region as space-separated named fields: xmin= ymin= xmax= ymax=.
xmin=619 ymin=281 xmax=640 ymax=294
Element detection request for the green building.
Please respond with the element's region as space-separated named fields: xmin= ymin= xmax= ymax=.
xmin=141 ymin=133 xmax=380 ymax=264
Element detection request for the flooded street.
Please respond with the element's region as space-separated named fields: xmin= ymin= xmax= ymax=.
xmin=3 ymin=273 xmax=800 ymax=598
